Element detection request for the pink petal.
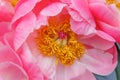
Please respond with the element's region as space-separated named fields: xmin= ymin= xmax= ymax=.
xmin=40 ymin=2 xmax=66 ymax=16
xmin=36 ymin=14 xmax=48 ymax=29
xmin=79 ymin=31 xmax=115 ymax=50
xmin=0 ymin=0 xmax=14 ymax=22
xmin=89 ymin=2 xmax=120 ymax=26
xmin=26 ymin=33 xmax=56 ymax=79
xmin=88 ymin=0 xmax=105 ymax=3
xmin=0 ymin=22 xmax=10 ymax=36
xmin=0 ymin=42 xmax=22 ymax=66
xmin=12 ymin=0 xmax=39 ymax=23
xmin=70 ymin=0 xmax=96 ymax=34
xmin=13 ymin=12 xmax=36 ymax=50
xmin=0 ymin=62 xmax=28 ymax=80
xmin=3 ymin=32 xmax=15 ymax=50
xmin=70 ymin=19 xmax=96 ymax=35
xmin=98 ymin=21 xmax=120 ymax=43
xmin=71 ymin=70 xmax=96 ymax=80
xmin=68 ymin=9 xmax=84 ymax=21
xmin=53 ymin=61 xmax=86 ymax=80
xmin=80 ymin=47 xmax=117 ymax=75
xmin=60 ymin=0 xmax=71 ymax=3
xmin=17 ymin=43 xmax=45 ymax=80
xmin=37 ymin=56 xmax=56 ymax=79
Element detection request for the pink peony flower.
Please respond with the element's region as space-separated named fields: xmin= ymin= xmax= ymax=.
xmin=3 ymin=0 xmax=118 ymax=80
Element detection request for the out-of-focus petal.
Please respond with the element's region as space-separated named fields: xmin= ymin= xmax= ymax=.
xmin=0 ymin=0 xmax=14 ymax=22
xmin=60 ymin=0 xmax=71 ymax=3
xmin=0 ymin=22 xmax=10 ymax=36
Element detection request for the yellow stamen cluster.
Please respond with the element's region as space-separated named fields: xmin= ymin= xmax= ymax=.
xmin=36 ymin=16 xmax=85 ymax=66
xmin=106 ymin=0 xmax=120 ymax=9
xmin=11 ymin=0 xmax=18 ymax=7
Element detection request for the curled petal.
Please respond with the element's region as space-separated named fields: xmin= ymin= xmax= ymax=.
xmin=12 ymin=0 xmax=39 ymax=23
xmin=13 ymin=12 xmax=36 ymax=50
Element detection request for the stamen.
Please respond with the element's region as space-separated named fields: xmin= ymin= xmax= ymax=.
xmin=36 ymin=16 xmax=85 ymax=66
xmin=106 ymin=0 xmax=120 ymax=9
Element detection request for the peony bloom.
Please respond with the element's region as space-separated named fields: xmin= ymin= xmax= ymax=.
xmin=6 ymin=0 xmax=118 ymax=80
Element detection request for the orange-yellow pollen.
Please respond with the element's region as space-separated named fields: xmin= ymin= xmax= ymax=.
xmin=36 ymin=16 xmax=85 ymax=66
xmin=10 ymin=0 xmax=18 ymax=7
xmin=106 ymin=0 xmax=120 ymax=9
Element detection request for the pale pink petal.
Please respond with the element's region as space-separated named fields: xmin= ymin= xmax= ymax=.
xmin=70 ymin=0 xmax=96 ymax=34
xmin=37 ymin=56 xmax=56 ymax=79
xmin=0 ymin=62 xmax=28 ymax=80
xmin=98 ymin=21 xmax=120 ymax=43
xmin=40 ymin=2 xmax=66 ymax=16
xmin=71 ymin=70 xmax=96 ymax=80
xmin=12 ymin=0 xmax=39 ymax=23
xmin=17 ymin=43 xmax=45 ymax=80
xmin=0 ymin=0 xmax=14 ymax=22
xmin=70 ymin=19 xmax=96 ymax=35
xmin=53 ymin=61 xmax=86 ymax=80
xmin=0 ymin=42 xmax=22 ymax=66
xmin=26 ymin=33 xmax=56 ymax=79
xmin=36 ymin=14 xmax=48 ymax=29
xmin=68 ymin=9 xmax=84 ymax=21
xmin=80 ymin=47 xmax=117 ymax=75
xmin=60 ymin=0 xmax=71 ymax=3
xmin=79 ymin=31 xmax=115 ymax=50
xmin=89 ymin=2 xmax=120 ymax=26
xmin=13 ymin=12 xmax=36 ymax=50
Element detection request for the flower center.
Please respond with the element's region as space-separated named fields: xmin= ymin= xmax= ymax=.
xmin=106 ymin=0 xmax=120 ymax=9
xmin=36 ymin=16 xmax=85 ymax=66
